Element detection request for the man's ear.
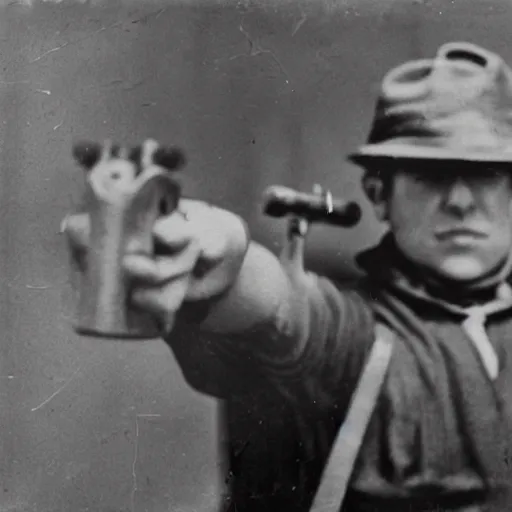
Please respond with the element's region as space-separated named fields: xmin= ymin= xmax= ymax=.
xmin=362 ymin=171 xmax=389 ymax=222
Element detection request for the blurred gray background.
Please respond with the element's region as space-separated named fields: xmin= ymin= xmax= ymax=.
xmin=0 ymin=0 xmax=511 ymax=510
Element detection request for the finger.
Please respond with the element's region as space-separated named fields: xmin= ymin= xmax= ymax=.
xmin=152 ymin=212 xmax=195 ymax=252
xmin=176 ymin=198 xmax=218 ymax=220
xmin=123 ymin=241 xmax=201 ymax=285
xmin=131 ymin=274 xmax=192 ymax=318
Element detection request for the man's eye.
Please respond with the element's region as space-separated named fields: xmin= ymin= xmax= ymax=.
xmin=483 ymin=168 xmax=508 ymax=179
xmin=410 ymin=172 xmax=445 ymax=185
xmin=465 ymin=169 xmax=508 ymax=184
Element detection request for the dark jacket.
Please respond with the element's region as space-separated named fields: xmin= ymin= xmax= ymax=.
xmin=169 ymin=236 xmax=512 ymax=512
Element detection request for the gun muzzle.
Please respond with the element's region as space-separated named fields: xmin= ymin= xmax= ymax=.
xmin=263 ymin=185 xmax=361 ymax=227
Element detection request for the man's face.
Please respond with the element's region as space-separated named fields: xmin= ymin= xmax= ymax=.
xmin=384 ymin=165 xmax=512 ymax=282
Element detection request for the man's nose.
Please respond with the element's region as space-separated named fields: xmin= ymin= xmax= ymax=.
xmin=444 ymin=178 xmax=476 ymax=215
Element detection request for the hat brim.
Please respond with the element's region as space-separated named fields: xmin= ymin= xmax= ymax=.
xmin=349 ymin=143 xmax=512 ymax=166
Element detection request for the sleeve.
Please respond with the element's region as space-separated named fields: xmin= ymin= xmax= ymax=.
xmin=251 ymin=273 xmax=376 ymax=410
xmin=171 ymin=272 xmax=376 ymax=411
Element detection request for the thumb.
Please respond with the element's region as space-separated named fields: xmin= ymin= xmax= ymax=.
xmin=61 ymin=213 xmax=91 ymax=252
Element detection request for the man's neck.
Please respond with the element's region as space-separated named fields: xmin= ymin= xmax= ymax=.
xmin=357 ymin=234 xmax=512 ymax=308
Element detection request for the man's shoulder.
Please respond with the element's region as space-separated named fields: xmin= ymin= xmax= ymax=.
xmin=304 ymin=272 xmax=378 ymax=344
xmin=314 ymin=270 xmax=375 ymax=302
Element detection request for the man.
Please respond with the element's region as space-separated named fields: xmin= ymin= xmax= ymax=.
xmin=66 ymin=42 xmax=512 ymax=511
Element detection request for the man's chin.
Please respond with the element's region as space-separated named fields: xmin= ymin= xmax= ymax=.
xmin=435 ymin=257 xmax=489 ymax=283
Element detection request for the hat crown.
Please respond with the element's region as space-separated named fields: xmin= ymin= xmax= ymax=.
xmin=352 ymin=42 xmax=512 ymax=164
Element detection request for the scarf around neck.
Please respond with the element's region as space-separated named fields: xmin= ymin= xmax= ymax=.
xmin=355 ymin=233 xmax=512 ymax=308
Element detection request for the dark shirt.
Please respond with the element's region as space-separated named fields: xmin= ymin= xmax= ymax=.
xmin=169 ymin=237 xmax=512 ymax=512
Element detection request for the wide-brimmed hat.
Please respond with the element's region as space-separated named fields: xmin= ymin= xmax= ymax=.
xmin=349 ymin=42 xmax=512 ymax=166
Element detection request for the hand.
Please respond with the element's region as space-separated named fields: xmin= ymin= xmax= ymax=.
xmin=62 ymin=198 xmax=249 ymax=331
xmin=122 ymin=199 xmax=249 ymax=327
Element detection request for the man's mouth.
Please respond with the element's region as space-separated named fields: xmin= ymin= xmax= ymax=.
xmin=435 ymin=228 xmax=487 ymax=242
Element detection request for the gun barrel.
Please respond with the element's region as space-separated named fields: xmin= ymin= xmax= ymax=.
xmin=263 ymin=185 xmax=361 ymax=227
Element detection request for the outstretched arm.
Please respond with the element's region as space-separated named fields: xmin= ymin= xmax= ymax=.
xmin=124 ymin=199 xmax=374 ymax=406
xmin=64 ymin=199 xmax=375 ymax=405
